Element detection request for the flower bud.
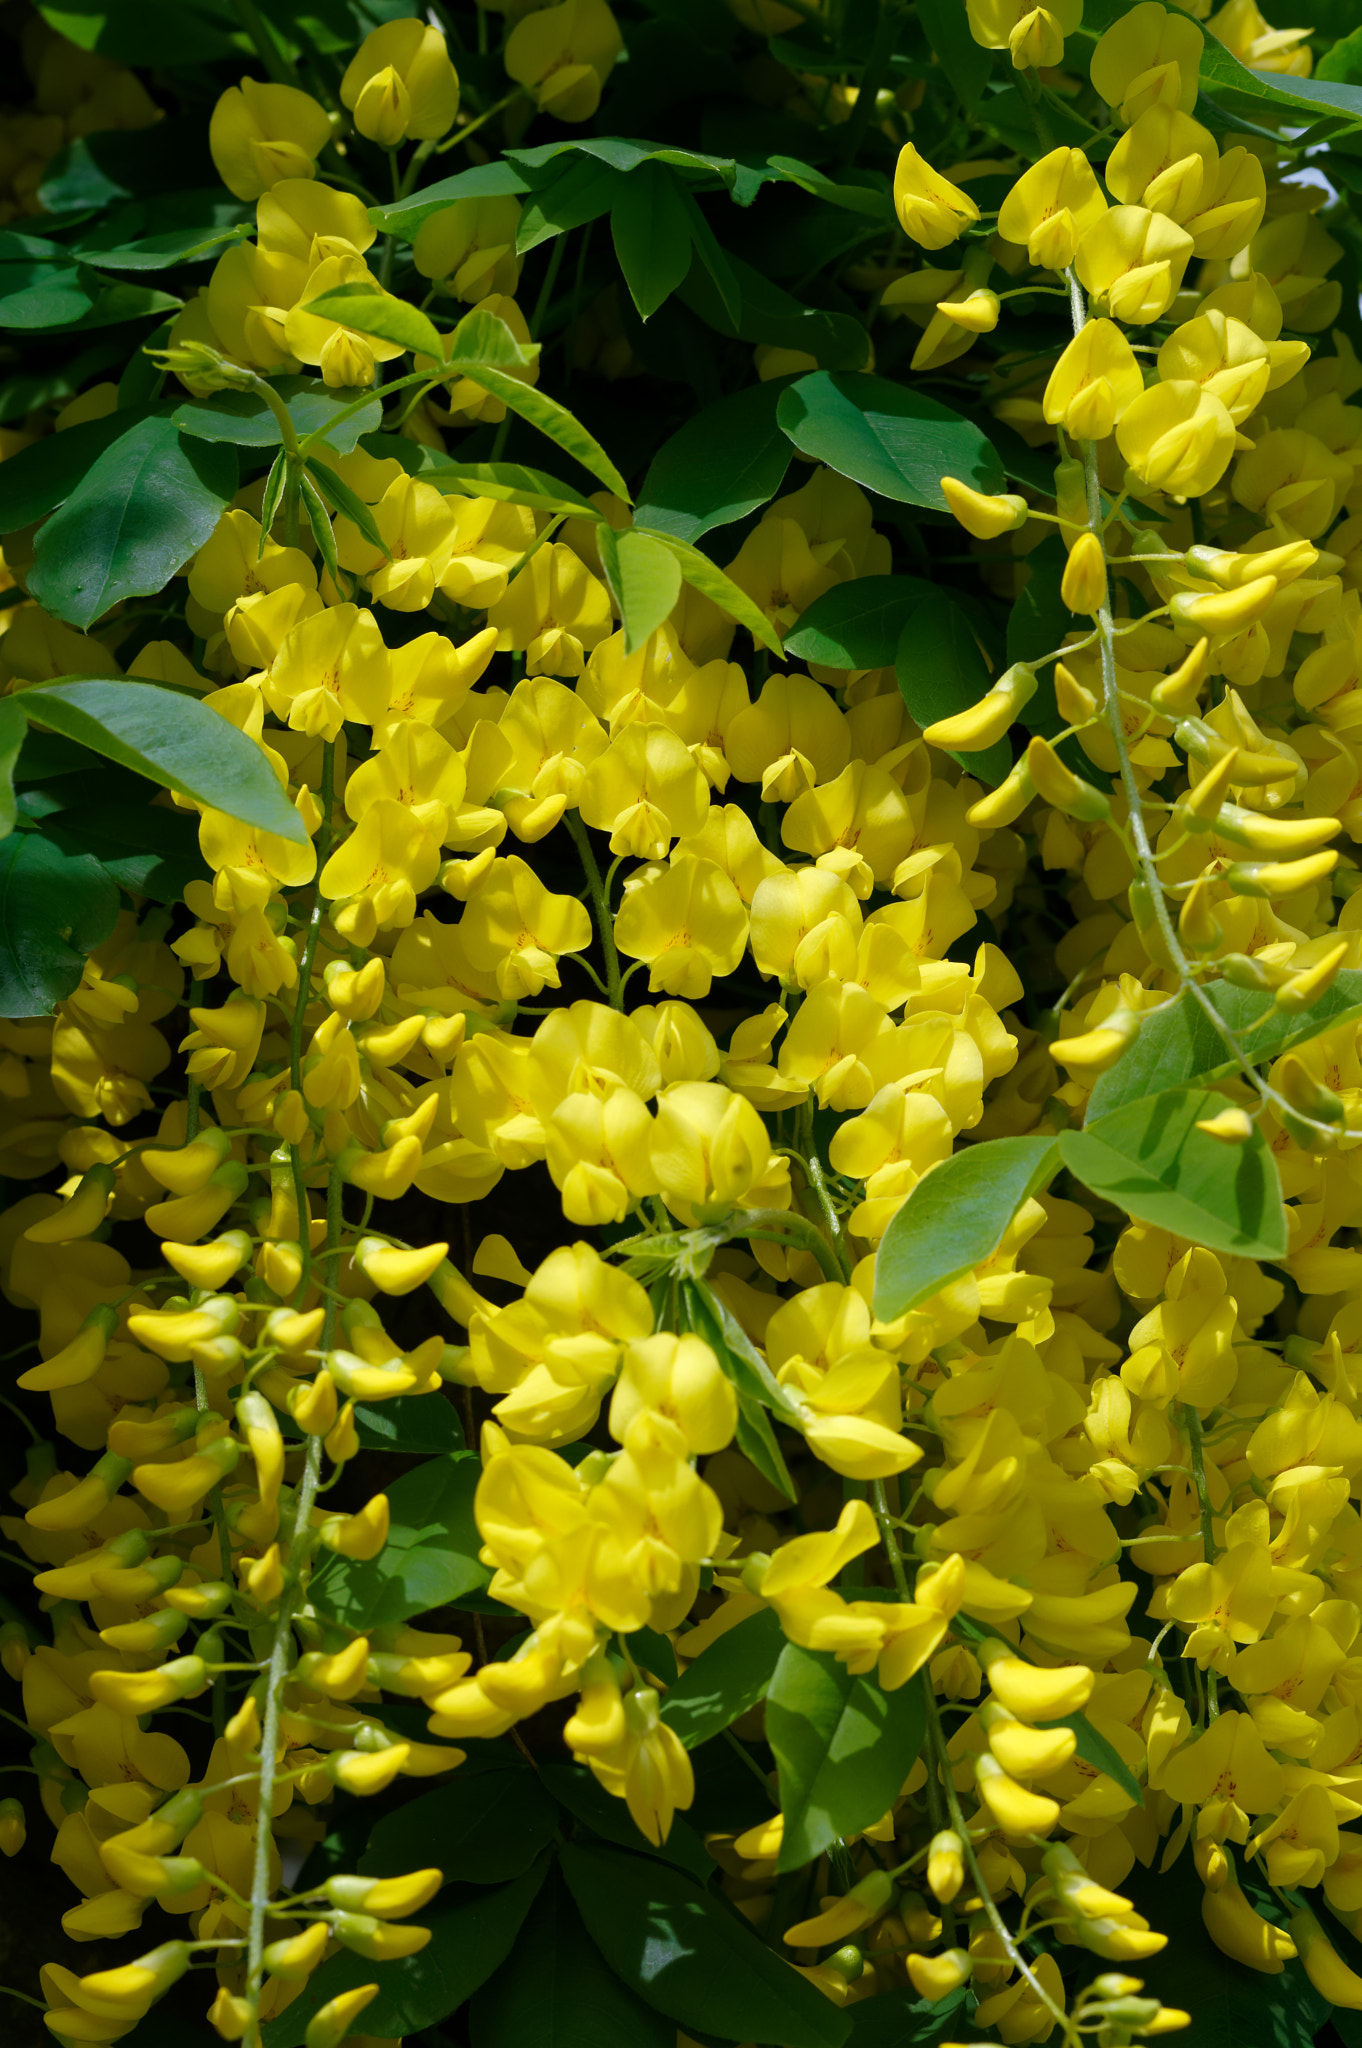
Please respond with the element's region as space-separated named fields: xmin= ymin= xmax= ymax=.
xmin=940 ymin=477 xmax=1029 ymax=539
xmin=305 ymin=1983 xmax=381 ymax=2048
xmin=1026 ymin=736 xmax=1110 ymax=822
xmin=1060 ymin=531 xmax=1108 ymax=616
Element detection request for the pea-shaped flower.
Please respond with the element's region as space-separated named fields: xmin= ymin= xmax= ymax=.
xmin=1090 ymin=0 xmax=1203 ymax=123
xmin=1043 ymin=318 xmax=1144 ymax=441
xmin=966 ymin=0 xmax=1081 ymax=70
xmin=209 ymin=78 xmax=330 ymax=201
xmin=893 ymin=143 xmax=980 ymax=251
xmin=997 ymin=146 xmax=1106 ymax=271
xmin=505 ymin=0 xmax=624 ymax=124
xmin=341 ymin=19 xmax=460 ymax=146
xmin=1116 ymin=379 xmax=1237 ymax=497
xmin=414 ymin=196 xmax=523 ymax=302
xmin=1075 ymin=205 xmax=1193 ymax=325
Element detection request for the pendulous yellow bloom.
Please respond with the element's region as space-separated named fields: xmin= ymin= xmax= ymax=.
xmin=892 ymin=144 xmax=980 ymax=251
xmin=340 ymin=19 xmax=460 ymax=146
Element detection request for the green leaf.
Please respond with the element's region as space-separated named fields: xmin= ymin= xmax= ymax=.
xmin=419 ymin=458 xmax=603 ymax=518
xmin=874 ymin=1134 xmax=1060 ymax=1320
xmin=895 ymin=603 xmax=1011 ymax=786
xmin=0 ymin=700 xmax=27 ymax=838
xmin=508 ymin=136 xmax=738 ymax=183
xmin=1320 ymin=25 xmax=1362 ymax=84
xmin=1087 ymin=976 xmax=1362 ymax=1119
xmin=662 ymin=1607 xmax=787 ymax=1749
xmin=450 ymin=307 xmax=542 ymax=375
xmin=1199 ymin=30 xmax=1362 ymax=125
xmin=0 ymin=408 xmax=151 ymax=535
xmin=298 ymin=472 xmax=340 ymax=586
xmin=303 ymin=282 xmax=445 ymax=362
xmin=598 ymin=526 xmax=683 ymax=654
xmin=844 ymin=1987 xmax=970 ymax=2047
xmin=44 ymin=801 xmax=208 ymax=902
xmin=518 ymin=155 xmax=624 ymax=255
xmin=174 ymin=377 xmax=383 ymax=452
xmin=471 ymin=1867 xmax=675 ymax=2048
xmin=353 ymin=1393 xmax=463 ymax=1455
xmin=542 ymin=1762 xmax=714 ymax=1884
xmin=262 ymin=1858 xmax=551 ymax=2048
xmin=305 ymin=455 xmax=388 ymax=558
xmin=0 ymin=830 xmax=119 ymax=1017
xmin=361 ymin=1754 xmax=558 ymax=1885
xmin=23 ymin=679 xmax=308 ymax=844
xmin=1037 ymin=1712 xmax=1142 ymax=1806
xmin=917 ymin=0 xmax=990 ymax=105
xmin=39 ymin=0 xmax=240 ymax=63
xmin=765 ymin=155 xmax=892 ymax=218
xmin=611 ymin=160 xmax=696 ymax=321
xmin=70 ymin=222 xmax=250 ymax=273
xmin=684 ymin=1280 xmax=797 ymax=1502
xmin=0 ymin=244 xmax=95 ymax=330
xmin=645 ymin=530 xmax=783 ymax=654
xmin=450 ymin=364 xmax=631 ymax=502
xmin=673 ymin=181 xmax=742 ymax=326
xmin=767 ymin=1646 xmax=927 ymax=1871
xmin=312 ymin=1451 xmax=490 ymax=1630
xmin=776 ymin=371 xmax=1004 ymax=509
xmin=28 ymin=415 xmax=236 ymax=630
xmin=370 ymin=159 xmax=533 ymax=240
xmin=681 ymin=252 xmax=870 ymax=372
xmin=559 ymin=1840 xmax=850 ymax=2048
xmin=1058 ymin=1085 xmax=1287 ymax=1261
xmin=783 ymin=575 xmax=932 ymax=670
xmin=635 ymin=382 xmax=792 ymax=543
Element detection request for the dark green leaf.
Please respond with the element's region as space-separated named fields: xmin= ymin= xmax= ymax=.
xmin=662 ymin=1607 xmax=786 ymax=1749
xmin=635 ymin=382 xmax=792 ymax=543
xmin=681 ymin=252 xmax=870 ymax=372
xmin=1037 ymin=1712 xmax=1142 ymax=1806
xmin=313 ymin=1451 xmax=490 ymax=1630
xmin=175 ymin=378 xmax=383 ymax=452
xmin=298 ymin=472 xmax=340 ymax=586
xmin=0 ymin=248 xmax=94 ymax=330
xmin=765 ymin=156 xmax=892 ymax=217
xmin=472 ymin=1867 xmax=675 ymax=2048
xmin=262 ymin=1858 xmax=551 ymax=2048
xmin=0 ymin=409 xmax=151 ymax=535
xmin=1199 ymin=30 xmax=1362 ymax=124
xmin=1058 ymin=1086 xmax=1287 ymax=1261
xmin=895 ymin=603 xmax=1011 ymax=786
xmin=0 ymin=700 xmax=27 ymax=838
xmin=598 ymin=525 xmax=682 ymax=653
xmin=257 ymin=452 xmax=286 ymax=543
xmin=0 ymin=831 xmax=119 ymax=1017
xmin=28 ymin=415 xmax=236 ymax=629
xmin=767 ymin=1646 xmax=926 ymax=1871
xmin=783 ymin=575 xmax=932 ymax=670
xmin=845 ymin=1987 xmax=970 ymax=2046
xmin=361 ymin=1755 xmax=558 ymax=1885
xmin=777 ymin=372 xmax=1004 ymax=509
xmin=353 ymin=1393 xmax=463 ymax=1454
xmin=1087 ymin=975 xmax=1362 ymax=1119
xmin=23 ymin=679 xmax=308 ymax=844
xmin=873 ymin=1135 xmax=1060 ymax=1319
xmin=450 ymin=365 xmax=631 ymax=502
xmin=917 ymin=0 xmax=990 ymax=105
xmin=560 ymin=1840 xmax=850 ymax=2048
xmin=71 ymin=222 xmax=250 ymax=272
xmin=38 ymin=0 xmax=240 ymax=63
xmin=1320 ymin=26 xmax=1362 ymax=84
xmin=61 ymin=279 xmax=182 ymax=331
xmin=541 ymin=1762 xmax=713 ymax=1884
xmin=685 ymin=1280 xmax=797 ymax=1502
xmin=420 ymin=458 xmax=602 ymax=517
xmin=303 ymin=282 xmax=444 ymax=361
xmin=674 ymin=181 xmax=742 ymax=326
xmin=44 ymin=801 xmax=208 ymax=902
xmin=509 ymin=136 xmax=737 ymax=182
xmin=518 ymin=155 xmax=624 ymax=255
xmin=612 ymin=160 xmax=696 ymax=321
xmin=626 ymin=1624 xmax=679 ymax=1684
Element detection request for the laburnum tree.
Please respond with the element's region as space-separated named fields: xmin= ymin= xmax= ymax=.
xmin=4 ymin=1 xmax=1362 ymax=2046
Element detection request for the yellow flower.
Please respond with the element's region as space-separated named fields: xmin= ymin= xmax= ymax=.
xmin=613 ymin=856 xmax=748 ymax=997
xmin=1075 ymin=206 xmax=1193 ymax=325
xmin=340 ymin=19 xmax=460 ymax=146
xmin=283 ymin=254 xmax=408 ymax=388
xmin=414 ymin=196 xmax=523 ymax=302
xmin=892 ymin=144 xmax=980 ymax=251
xmin=578 ymin=723 xmax=711 ymax=858
xmin=263 ymin=602 xmax=392 ymax=740
xmin=1090 ymin=1 xmax=1204 ymax=123
xmin=505 ymin=0 xmax=624 ymax=123
xmin=1116 ymin=379 xmax=1237 ymax=497
xmin=457 ymin=855 xmax=594 ymax=999
xmin=488 ymin=542 xmax=613 ymax=679
xmin=998 ymin=146 xmax=1107 ymax=271
xmin=1105 ymin=104 xmax=1217 ymax=220
xmin=208 ymin=79 xmax=330 ymax=200
xmin=966 ymin=0 xmax=1082 ymax=70
xmin=651 ymin=1080 xmax=789 ymax=1224
xmin=320 ymin=801 xmax=443 ymax=938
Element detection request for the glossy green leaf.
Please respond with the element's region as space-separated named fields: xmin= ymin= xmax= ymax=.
xmin=370 ymin=159 xmax=533 ymax=240
xmin=612 ymin=160 xmax=696 ymax=320
xmin=518 ymin=155 xmax=624 ymax=255
xmin=451 ymin=364 xmax=631 ymax=502
xmin=635 ymin=382 xmax=791 ymax=542
xmin=28 ymin=415 xmax=236 ymax=629
xmin=0 ymin=830 xmax=119 ymax=1017
xmin=76 ymin=221 xmax=250 ymax=271
xmin=1199 ymin=31 xmax=1362 ymax=124
xmin=509 ymin=136 xmax=737 ymax=183
xmin=0 ymin=408 xmax=150 ymax=535
xmin=1320 ymin=26 xmax=1362 ymax=84
xmin=777 ymin=372 xmax=1004 ymax=509
xmin=767 ymin=1645 xmax=927 ymax=1871
xmin=1037 ymin=1712 xmax=1142 ymax=1806
xmin=598 ymin=525 xmax=683 ymax=653
xmin=263 ymin=1858 xmax=551 ymax=2048
xmin=352 ymin=1392 xmax=463 ymax=1455
xmin=361 ymin=1754 xmax=558 ymax=1885
xmin=542 ymin=1762 xmax=713 ymax=1884
xmin=43 ymin=801 xmax=207 ymax=902
xmin=1087 ymin=975 xmax=1362 ymax=1119
xmin=0 ymin=700 xmax=26 ymax=838
xmin=560 ymin=1840 xmax=850 ymax=2048
xmin=302 ymin=282 xmax=445 ymax=362
xmin=895 ymin=604 xmax=1011 ymax=786
xmin=681 ymin=252 xmax=870 ymax=371
xmin=312 ymin=1451 xmax=490 ymax=1630
xmin=471 ymin=1867 xmax=675 ymax=2048
xmin=783 ymin=575 xmax=932 ymax=669
xmin=174 ymin=377 xmax=383 ymax=452
xmin=304 ymin=454 xmax=388 ymax=557
xmin=765 ymin=155 xmax=892 ymax=217
xmin=1059 ymin=1085 xmax=1288 ymax=1261
xmin=662 ymin=1607 xmax=787 ymax=1749
xmin=874 ymin=1135 xmax=1059 ymax=1319
xmin=646 ymin=529 xmax=782 ymax=654
xmin=22 ymin=680 xmax=308 ymax=844
xmin=0 ymin=239 xmax=94 ymax=329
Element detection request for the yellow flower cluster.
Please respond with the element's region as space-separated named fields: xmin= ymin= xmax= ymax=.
xmin=6 ymin=0 xmax=1362 ymax=2042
